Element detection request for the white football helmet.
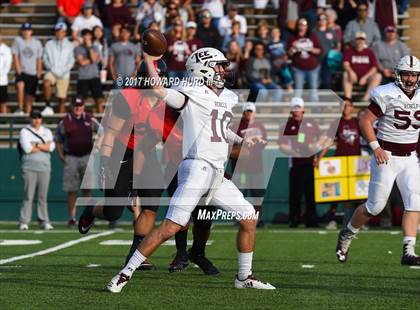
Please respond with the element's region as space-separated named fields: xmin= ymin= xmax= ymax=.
xmin=186 ymin=47 xmax=230 ymax=88
xmin=395 ymin=55 xmax=420 ymax=92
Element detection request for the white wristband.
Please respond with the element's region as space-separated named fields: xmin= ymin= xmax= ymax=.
xmin=369 ymin=141 xmax=380 ymax=151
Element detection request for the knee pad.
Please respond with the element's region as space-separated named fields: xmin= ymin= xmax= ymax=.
xmin=365 ymin=200 xmax=387 ymax=216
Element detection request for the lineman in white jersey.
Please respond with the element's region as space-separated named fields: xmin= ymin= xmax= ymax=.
xmin=336 ymin=55 xmax=420 ymax=265
xmin=107 ymin=47 xmax=275 ymax=292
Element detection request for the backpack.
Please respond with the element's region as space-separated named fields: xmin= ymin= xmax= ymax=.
xmin=18 ymin=127 xmax=46 ymax=161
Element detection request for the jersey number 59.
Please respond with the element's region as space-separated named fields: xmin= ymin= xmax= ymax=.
xmin=394 ymin=110 xmax=420 ymax=130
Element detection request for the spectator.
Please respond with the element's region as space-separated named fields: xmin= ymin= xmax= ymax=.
xmin=55 ymin=96 xmax=100 ymax=227
xmin=371 ymin=0 xmax=398 ymax=30
xmin=246 ymin=42 xmax=283 ymax=103
xmin=57 ymin=0 xmax=84 ymax=24
xmin=299 ymin=0 xmax=318 ymax=30
xmin=102 ymin=0 xmax=133 ymax=38
xmin=196 ymin=10 xmax=221 ymax=48
xmin=72 ymin=1 xmax=103 ymax=43
xmin=108 ymin=23 xmax=122 ymax=47
xmin=161 ymin=0 xmax=189 ymax=34
xmin=185 ymin=22 xmax=204 ymax=54
xmin=134 ymin=0 xmax=164 ymax=39
xmin=74 ymin=29 xmax=104 ymax=112
xmin=92 ymin=26 xmax=109 ymax=82
xmin=342 ymin=32 xmax=382 ymax=101
xmin=267 ymin=27 xmax=293 ymax=90
xmin=202 ymin=0 xmax=225 ymax=28
xmin=225 ymin=40 xmax=246 ymax=88
xmin=218 ymin=5 xmax=247 ymax=37
xmin=325 ymin=8 xmax=342 ymax=42
xmin=318 ymin=97 xmax=362 ymax=228
xmin=278 ymin=97 xmax=321 ymax=228
xmin=221 ymin=21 xmax=245 ymax=52
xmin=277 ymin=0 xmax=300 ymax=35
xmin=343 ymin=2 xmax=381 ymax=47
xmin=332 ymin=0 xmax=357 ymax=31
xmin=0 ymin=30 xmax=12 ymax=114
xmin=109 ymin=26 xmax=141 ymax=82
xmin=373 ymin=25 xmax=410 ymax=84
xmin=255 ymin=20 xmax=270 ymax=47
xmin=12 ymin=23 xmax=43 ymax=114
xmin=42 ymin=22 xmax=75 ymax=115
xmin=18 ymin=109 xmax=55 ymax=231
xmin=314 ymin=13 xmax=340 ymax=89
xmin=287 ymin=17 xmax=322 ymax=102
xmin=231 ymin=102 xmax=267 ymax=227
xmin=164 ymin=18 xmax=191 ymax=79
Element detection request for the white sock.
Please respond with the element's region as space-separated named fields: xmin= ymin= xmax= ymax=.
xmin=121 ymin=250 xmax=147 ymax=276
xmin=403 ymin=237 xmax=417 ymax=256
xmin=237 ymin=252 xmax=253 ymax=281
xmin=347 ymin=222 xmax=359 ymax=234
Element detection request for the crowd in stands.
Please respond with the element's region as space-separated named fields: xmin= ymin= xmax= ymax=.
xmin=0 ymin=0 xmax=413 ymax=115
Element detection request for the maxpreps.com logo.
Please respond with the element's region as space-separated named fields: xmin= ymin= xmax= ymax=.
xmin=197 ymin=209 xmax=260 ymax=221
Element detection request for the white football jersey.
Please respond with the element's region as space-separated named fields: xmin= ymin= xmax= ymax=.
xmin=175 ymin=84 xmax=238 ymax=168
xmin=370 ymin=83 xmax=420 ymax=144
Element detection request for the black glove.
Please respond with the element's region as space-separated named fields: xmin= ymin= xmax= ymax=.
xmin=99 ymin=155 xmax=114 ymax=191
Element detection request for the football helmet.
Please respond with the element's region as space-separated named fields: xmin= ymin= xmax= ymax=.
xmin=186 ymin=47 xmax=231 ymax=88
xmin=394 ymin=55 xmax=420 ymax=93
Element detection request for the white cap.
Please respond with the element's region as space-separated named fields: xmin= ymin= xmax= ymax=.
xmin=290 ymin=97 xmax=304 ymax=110
xmin=186 ymin=21 xmax=197 ymax=29
xmin=242 ymin=102 xmax=256 ymax=112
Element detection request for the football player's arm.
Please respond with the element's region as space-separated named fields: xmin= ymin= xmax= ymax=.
xmin=142 ymin=52 xmax=187 ymax=109
xmin=360 ymin=107 xmax=389 ymax=164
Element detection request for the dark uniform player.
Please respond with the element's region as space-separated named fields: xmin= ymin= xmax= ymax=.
xmin=78 ymin=62 xmax=166 ymax=270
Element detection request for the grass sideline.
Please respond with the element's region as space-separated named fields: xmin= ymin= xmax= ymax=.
xmin=0 ymin=224 xmax=419 ymax=309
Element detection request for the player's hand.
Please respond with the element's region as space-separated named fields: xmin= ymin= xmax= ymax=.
xmin=99 ymin=155 xmax=114 ymax=190
xmin=244 ymin=135 xmax=267 ymax=148
xmin=313 ymin=156 xmax=320 ymax=168
xmin=373 ymin=148 xmax=389 ymax=165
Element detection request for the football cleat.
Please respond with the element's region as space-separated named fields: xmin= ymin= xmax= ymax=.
xmin=138 ymin=259 xmax=156 ymax=271
xmin=188 ymin=250 xmax=220 ymax=275
xmin=168 ymin=252 xmax=189 ymax=273
xmin=401 ymin=244 xmax=420 ymax=266
xmin=235 ymin=274 xmax=276 ymax=290
xmin=336 ymin=228 xmax=356 ymax=263
xmin=78 ymin=206 xmax=95 ymax=234
xmin=106 ymin=272 xmax=131 ymax=293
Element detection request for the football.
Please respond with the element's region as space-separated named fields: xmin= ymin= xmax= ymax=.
xmin=141 ymin=29 xmax=167 ymax=56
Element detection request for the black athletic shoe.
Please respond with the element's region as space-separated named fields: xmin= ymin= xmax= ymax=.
xmin=336 ymin=228 xmax=356 ymax=263
xmin=188 ymin=249 xmax=220 ymax=275
xmin=401 ymin=244 xmax=420 ymax=266
xmin=168 ymin=251 xmax=189 ymax=272
xmin=78 ymin=206 xmax=95 ymax=234
xmin=137 ymin=259 xmax=156 ymax=271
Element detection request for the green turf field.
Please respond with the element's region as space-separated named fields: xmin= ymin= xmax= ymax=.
xmin=0 ymin=224 xmax=419 ymax=309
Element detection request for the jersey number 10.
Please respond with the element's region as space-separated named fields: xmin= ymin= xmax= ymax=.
xmin=210 ymin=109 xmax=233 ymax=143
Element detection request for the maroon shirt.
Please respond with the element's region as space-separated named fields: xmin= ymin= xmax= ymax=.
xmin=231 ymin=118 xmax=267 ymax=173
xmin=187 ymin=38 xmax=204 ymax=54
xmin=343 ymin=47 xmax=378 ymax=79
xmin=333 ymin=117 xmax=361 ymax=156
xmin=278 ymin=117 xmax=321 ymax=167
xmin=165 ymin=36 xmax=191 ymax=72
xmin=287 ymin=33 xmax=322 ymax=70
xmin=103 ymin=4 xmax=133 ymax=27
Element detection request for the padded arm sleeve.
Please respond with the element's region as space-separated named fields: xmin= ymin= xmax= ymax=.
xmin=163 ymin=88 xmax=187 ymax=110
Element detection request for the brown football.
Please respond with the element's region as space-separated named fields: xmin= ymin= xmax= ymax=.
xmin=141 ymin=29 xmax=167 ymax=56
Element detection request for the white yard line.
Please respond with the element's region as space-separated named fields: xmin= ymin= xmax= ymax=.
xmin=0 ymin=231 xmax=114 ymax=265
